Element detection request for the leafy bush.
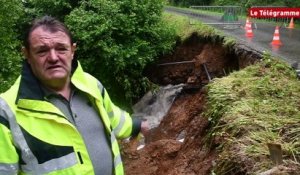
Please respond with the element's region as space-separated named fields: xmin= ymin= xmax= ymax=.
xmin=18 ymin=0 xmax=81 ymax=43
xmin=0 ymin=0 xmax=23 ymax=92
xmin=22 ymin=0 xmax=79 ymax=21
xmin=66 ymin=0 xmax=177 ymax=108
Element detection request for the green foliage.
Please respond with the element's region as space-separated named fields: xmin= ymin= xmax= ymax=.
xmin=284 ymin=0 xmax=300 ymax=7
xmin=66 ymin=0 xmax=177 ymax=108
xmin=18 ymin=0 xmax=81 ymax=43
xmin=184 ymin=0 xmax=300 ymax=7
xmin=213 ymin=0 xmax=287 ymax=8
xmin=22 ymin=0 xmax=80 ymax=21
xmin=0 ymin=0 xmax=23 ymax=92
xmin=213 ymin=0 xmax=241 ymax=6
xmin=169 ymin=0 xmax=213 ymax=7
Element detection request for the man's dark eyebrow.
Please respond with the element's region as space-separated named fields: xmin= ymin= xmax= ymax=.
xmin=57 ymin=43 xmax=69 ymax=46
xmin=33 ymin=45 xmax=49 ymax=50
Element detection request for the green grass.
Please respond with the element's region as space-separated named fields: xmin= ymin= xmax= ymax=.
xmin=162 ymin=12 xmax=236 ymax=47
xmin=205 ymin=53 xmax=300 ymax=174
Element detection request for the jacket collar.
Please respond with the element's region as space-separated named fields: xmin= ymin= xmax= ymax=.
xmin=17 ymin=60 xmax=45 ymax=102
xmin=16 ymin=59 xmax=80 ymax=103
xmin=16 ymin=59 xmax=101 ymax=105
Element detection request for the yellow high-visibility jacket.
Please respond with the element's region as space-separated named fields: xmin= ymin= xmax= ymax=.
xmin=0 ymin=60 xmax=140 ymax=175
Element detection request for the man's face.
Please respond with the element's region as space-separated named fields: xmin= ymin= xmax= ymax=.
xmin=25 ymin=26 xmax=76 ymax=86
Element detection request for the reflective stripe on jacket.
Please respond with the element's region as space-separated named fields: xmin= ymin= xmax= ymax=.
xmin=0 ymin=60 xmax=139 ymax=175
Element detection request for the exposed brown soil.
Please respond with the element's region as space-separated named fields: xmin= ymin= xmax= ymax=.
xmin=122 ymin=34 xmax=260 ymax=175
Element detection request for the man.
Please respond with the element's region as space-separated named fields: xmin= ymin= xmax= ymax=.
xmin=0 ymin=16 xmax=148 ymax=175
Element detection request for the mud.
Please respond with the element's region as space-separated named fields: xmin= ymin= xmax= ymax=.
xmin=122 ymin=34 xmax=261 ymax=175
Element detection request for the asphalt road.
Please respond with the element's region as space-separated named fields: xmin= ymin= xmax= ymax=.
xmin=165 ymin=7 xmax=300 ymax=67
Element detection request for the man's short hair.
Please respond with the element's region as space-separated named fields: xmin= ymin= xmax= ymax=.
xmin=24 ymin=16 xmax=73 ymax=50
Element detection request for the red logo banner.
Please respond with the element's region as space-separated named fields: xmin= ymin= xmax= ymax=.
xmin=248 ymin=7 xmax=300 ymax=18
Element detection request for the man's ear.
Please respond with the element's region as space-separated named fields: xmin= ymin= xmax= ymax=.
xmin=71 ymin=43 xmax=77 ymax=59
xmin=22 ymin=47 xmax=29 ymax=59
xmin=22 ymin=47 xmax=32 ymax=64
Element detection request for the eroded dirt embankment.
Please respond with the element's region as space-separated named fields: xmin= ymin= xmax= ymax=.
xmin=122 ymin=33 xmax=262 ymax=175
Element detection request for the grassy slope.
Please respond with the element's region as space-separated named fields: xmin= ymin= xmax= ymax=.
xmin=206 ymin=54 xmax=300 ymax=173
xmin=162 ymin=12 xmax=235 ymax=46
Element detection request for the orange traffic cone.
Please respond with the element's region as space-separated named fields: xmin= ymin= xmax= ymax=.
xmin=245 ymin=21 xmax=253 ymax=37
xmin=271 ymin=26 xmax=282 ymax=45
xmin=244 ymin=17 xmax=250 ymax=29
xmin=287 ymin=17 xmax=294 ymax=29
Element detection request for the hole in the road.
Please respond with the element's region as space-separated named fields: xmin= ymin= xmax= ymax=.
xmin=144 ymin=32 xmax=260 ymax=87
